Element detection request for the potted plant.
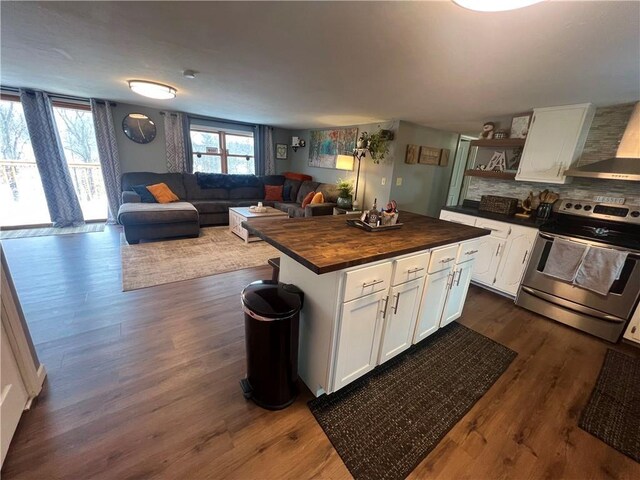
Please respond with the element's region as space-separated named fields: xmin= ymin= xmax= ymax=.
xmin=336 ymin=178 xmax=354 ymax=209
xmin=366 ymin=129 xmax=392 ymax=164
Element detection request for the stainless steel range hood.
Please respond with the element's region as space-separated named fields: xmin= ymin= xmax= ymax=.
xmin=565 ymin=102 xmax=640 ymax=181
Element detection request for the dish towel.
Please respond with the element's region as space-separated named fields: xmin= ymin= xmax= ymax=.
xmin=574 ymin=246 xmax=628 ymax=295
xmin=542 ymin=238 xmax=589 ymax=282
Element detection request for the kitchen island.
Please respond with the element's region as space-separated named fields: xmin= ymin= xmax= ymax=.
xmin=244 ymin=212 xmax=489 ymax=396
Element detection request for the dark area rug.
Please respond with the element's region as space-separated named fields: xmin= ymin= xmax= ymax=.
xmin=579 ymin=349 xmax=640 ymax=463
xmin=308 ymin=322 xmax=517 ymax=480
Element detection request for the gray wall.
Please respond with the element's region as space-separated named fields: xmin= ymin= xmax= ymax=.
xmin=273 ymin=127 xmax=292 ymax=174
xmin=113 ymin=102 xmax=167 ymax=173
xmin=390 ymin=121 xmax=460 ymax=217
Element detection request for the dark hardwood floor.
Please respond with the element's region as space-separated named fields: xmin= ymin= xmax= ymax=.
xmin=1 ymin=227 xmax=638 ymax=479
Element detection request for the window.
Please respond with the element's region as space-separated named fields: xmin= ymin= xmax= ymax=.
xmin=52 ymin=104 xmax=108 ymax=220
xmin=190 ymin=126 xmax=255 ymax=174
xmin=0 ymin=97 xmax=51 ymax=226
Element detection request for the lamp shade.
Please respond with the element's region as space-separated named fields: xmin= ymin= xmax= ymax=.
xmin=336 ymin=155 xmax=354 ymax=171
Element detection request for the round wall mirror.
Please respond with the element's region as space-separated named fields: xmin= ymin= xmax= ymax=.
xmin=122 ymin=113 xmax=157 ymax=144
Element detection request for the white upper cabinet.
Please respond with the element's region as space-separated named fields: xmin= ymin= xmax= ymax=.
xmin=516 ymin=103 xmax=595 ymax=184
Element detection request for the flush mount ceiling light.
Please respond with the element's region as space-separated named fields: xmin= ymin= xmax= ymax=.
xmin=128 ymin=80 xmax=176 ymax=99
xmin=453 ymin=0 xmax=544 ymax=12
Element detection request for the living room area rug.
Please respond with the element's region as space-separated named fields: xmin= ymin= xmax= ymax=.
xmin=309 ymin=323 xmax=517 ymax=480
xmin=120 ymin=226 xmax=279 ymax=291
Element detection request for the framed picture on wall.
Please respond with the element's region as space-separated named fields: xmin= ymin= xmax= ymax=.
xmin=405 ymin=144 xmax=419 ymax=164
xmin=510 ymin=113 xmax=533 ymax=139
xmin=276 ymin=143 xmax=288 ymax=160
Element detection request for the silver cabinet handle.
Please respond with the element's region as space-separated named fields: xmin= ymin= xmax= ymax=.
xmin=362 ymin=279 xmax=384 ymax=288
xmin=440 ymin=257 xmax=455 ymax=263
xmin=495 ymin=244 xmax=502 ymax=256
xmin=521 ymin=250 xmax=529 ymax=264
xmin=393 ymin=292 xmax=400 ymax=314
xmin=380 ymin=296 xmax=389 ymax=319
xmin=407 ymin=267 xmax=425 ymax=274
xmin=464 ymin=249 xmax=478 ymax=255
xmin=455 ymin=268 xmax=463 ymax=286
xmin=557 ymin=164 xmax=562 ymax=176
xmin=447 ymin=271 xmax=455 ymax=290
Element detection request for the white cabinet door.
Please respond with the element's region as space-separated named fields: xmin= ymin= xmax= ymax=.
xmin=333 ymin=290 xmax=386 ymax=391
xmin=441 ymin=260 xmax=474 ymax=328
xmin=494 ymin=226 xmax=537 ymax=296
xmin=472 ymin=235 xmax=505 ymax=286
xmin=439 ymin=210 xmax=477 ymax=226
xmin=1 ymin=323 xmax=29 ymax=465
xmin=379 ymin=277 xmax=424 ymax=362
xmin=516 ymin=104 xmax=595 ymax=184
xmin=413 ymin=268 xmax=451 ymax=343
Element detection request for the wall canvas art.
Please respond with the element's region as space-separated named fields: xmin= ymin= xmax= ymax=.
xmin=308 ymin=128 xmax=358 ymax=169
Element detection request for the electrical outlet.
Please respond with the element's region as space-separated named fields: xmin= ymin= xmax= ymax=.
xmin=381 ymin=177 xmax=386 ymax=186
xmin=396 ymin=177 xmax=403 ymax=186
xmin=594 ymin=196 xmax=625 ymax=204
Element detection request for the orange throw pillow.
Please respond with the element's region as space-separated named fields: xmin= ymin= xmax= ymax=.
xmin=301 ymin=191 xmax=315 ymax=208
xmin=264 ymin=185 xmax=284 ymax=201
xmin=146 ymin=183 xmax=179 ymax=203
xmin=310 ymin=192 xmax=325 ymax=204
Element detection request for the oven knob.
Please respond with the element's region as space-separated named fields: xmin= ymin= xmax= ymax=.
xmin=574 ymin=204 xmax=582 ymax=210
xmin=565 ymin=202 xmax=573 ymax=208
xmin=631 ymin=211 xmax=640 ymax=218
xmin=583 ymin=205 xmax=592 ymax=211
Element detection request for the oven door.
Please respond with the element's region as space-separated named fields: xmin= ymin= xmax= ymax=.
xmin=520 ymin=232 xmax=640 ymax=320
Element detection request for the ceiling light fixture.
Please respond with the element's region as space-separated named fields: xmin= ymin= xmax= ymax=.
xmin=453 ymin=0 xmax=544 ymax=12
xmin=128 ymin=80 xmax=176 ymax=99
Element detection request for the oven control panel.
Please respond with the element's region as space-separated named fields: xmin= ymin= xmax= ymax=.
xmin=559 ymin=199 xmax=640 ymax=224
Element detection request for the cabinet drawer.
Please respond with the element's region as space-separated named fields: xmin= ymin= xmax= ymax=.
xmin=392 ymin=252 xmax=430 ymax=286
xmin=456 ymin=240 xmax=480 ymax=264
xmin=475 ymin=218 xmax=511 ymax=239
xmin=428 ymin=245 xmax=458 ymax=273
xmin=439 ymin=210 xmax=477 ymax=226
xmin=343 ymin=262 xmax=393 ymax=302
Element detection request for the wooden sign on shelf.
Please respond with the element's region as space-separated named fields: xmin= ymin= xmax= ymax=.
xmin=418 ymin=146 xmax=451 ymax=166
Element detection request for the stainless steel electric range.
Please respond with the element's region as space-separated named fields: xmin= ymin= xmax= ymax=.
xmin=516 ymin=199 xmax=640 ymax=342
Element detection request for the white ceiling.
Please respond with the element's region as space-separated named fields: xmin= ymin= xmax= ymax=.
xmin=2 ymin=1 xmax=639 ymax=132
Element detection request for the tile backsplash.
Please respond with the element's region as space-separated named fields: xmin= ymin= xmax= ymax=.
xmin=465 ymin=102 xmax=640 ymax=206
xmin=466 ymin=177 xmax=640 ymax=205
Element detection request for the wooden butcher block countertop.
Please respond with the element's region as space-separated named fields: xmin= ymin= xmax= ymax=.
xmin=243 ymin=211 xmax=490 ymax=275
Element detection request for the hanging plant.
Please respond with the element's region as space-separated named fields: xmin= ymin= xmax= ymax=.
xmin=360 ymin=129 xmax=393 ymax=164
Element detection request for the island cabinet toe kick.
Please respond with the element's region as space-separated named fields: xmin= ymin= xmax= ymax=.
xmin=278 ymin=239 xmax=480 ymax=397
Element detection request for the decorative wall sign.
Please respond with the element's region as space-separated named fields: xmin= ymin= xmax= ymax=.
xmin=405 ymin=144 xmax=419 ymax=164
xmin=308 ymin=128 xmax=358 ymax=169
xmin=276 ymin=143 xmax=288 ymax=160
xmin=439 ymin=149 xmax=450 ymax=166
xmin=510 ymin=114 xmax=532 ymax=138
xmin=418 ymin=146 xmax=441 ymax=165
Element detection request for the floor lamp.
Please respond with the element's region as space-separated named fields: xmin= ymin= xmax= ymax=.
xmin=337 ymin=150 xmax=366 ymax=209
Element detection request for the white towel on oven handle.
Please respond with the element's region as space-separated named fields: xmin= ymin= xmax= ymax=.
xmin=573 ymin=246 xmax=628 ymax=296
xmin=542 ymin=238 xmax=590 ymax=282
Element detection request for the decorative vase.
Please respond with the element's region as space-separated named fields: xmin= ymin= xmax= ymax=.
xmin=337 ymin=195 xmax=352 ymax=209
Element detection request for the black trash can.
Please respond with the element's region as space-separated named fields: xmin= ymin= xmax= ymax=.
xmin=240 ymin=280 xmax=304 ymax=410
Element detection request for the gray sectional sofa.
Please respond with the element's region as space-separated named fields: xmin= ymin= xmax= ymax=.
xmin=118 ymin=172 xmax=339 ymax=243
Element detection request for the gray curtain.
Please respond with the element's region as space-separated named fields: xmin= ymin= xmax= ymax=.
xmin=90 ymin=99 xmax=121 ymax=224
xmin=256 ymin=125 xmax=275 ymax=176
xmin=164 ymin=112 xmax=191 ymax=173
xmin=19 ymin=90 xmax=84 ymax=227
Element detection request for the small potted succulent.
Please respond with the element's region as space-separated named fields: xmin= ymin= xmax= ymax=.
xmin=336 ymin=178 xmax=354 ymax=209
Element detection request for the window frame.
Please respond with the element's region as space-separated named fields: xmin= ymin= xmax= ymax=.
xmin=190 ymin=125 xmax=255 ymax=174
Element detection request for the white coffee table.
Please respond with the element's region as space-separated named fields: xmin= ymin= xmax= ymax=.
xmin=229 ymin=206 xmax=288 ymax=243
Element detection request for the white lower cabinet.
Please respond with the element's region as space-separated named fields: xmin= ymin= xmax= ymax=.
xmin=493 ymin=226 xmax=536 ymax=296
xmin=472 ymin=235 xmax=505 ymax=286
xmin=378 ymin=277 xmax=424 ymax=363
xmin=440 ymin=260 xmax=474 ymax=327
xmin=413 ymin=268 xmax=450 ymax=342
xmin=333 ymin=290 xmax=387 ymax=391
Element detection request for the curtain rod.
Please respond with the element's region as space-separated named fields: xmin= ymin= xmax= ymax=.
xmin=1 ymin=85 xmax=115 ymax=106
xmin=187 ymin=112 xmax=259 ymax=128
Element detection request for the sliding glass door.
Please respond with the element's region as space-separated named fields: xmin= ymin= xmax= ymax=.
xmin=0 ymin=98 xmax=51 ymax=226
xmin=52 ymin=104 xmax=108 ymax=221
